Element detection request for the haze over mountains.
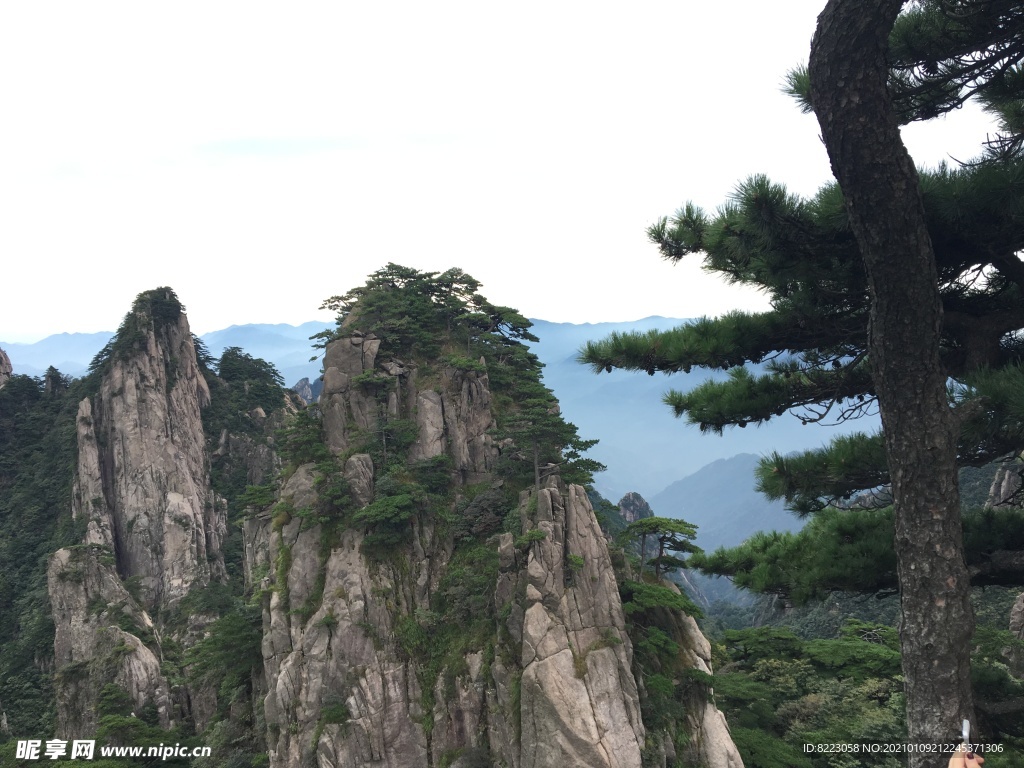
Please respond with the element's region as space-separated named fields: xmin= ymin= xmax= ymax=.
xmin=2 ymin=316 xmax=876 ymax=541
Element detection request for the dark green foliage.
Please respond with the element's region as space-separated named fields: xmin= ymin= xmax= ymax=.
xmin=727 ymin=728 xmax=814 ymax=768
xmin=93 ymin=684 xmax=198 ymax=767
xmin=578 ymin=163 xmax=1024 ymax=596
xmin=789 ymin=1 xmax=1024 ymax=160
xmin=0 ymin=372 xmax=83 ymax=738
xmin=175 ymin=581 xmax=237 ymax=621
xmin=321 ymin=701 xmax=350 ymax=725
xmin=618 ymin=579 xmax=704 ymax=748
xmin=971 ymin=625 xmax=1024 ymax=747
xmin=756 ymin=432 xmax=890 ymax=516
xmin=89 ymin=287 xmax=185 ymax=377
xmin=394 ymin=614 xmax=431 ymax=660
xmin=696 ymin=503 xmax=1024 ymax=602
xmin=354 ymin=492 xmax=417 ymax=553
xmin=376 ymin=418 xmax=419 ymax=466
xmin=588 ymin=488 xmax=630 ymax=540
xmin=97 ymin=682 xmax=135 ymax=717
xmin=618 ymin=516 xmax=701 ymax=580
xmin=215 ymin=347 xmax=285 ymax=413
xmin=318 ymin=265 xmax=602 ymax=488
xmin=706 ymin=596 xmax=1024 ymax=764
xmin=313 ymin=462 xmax=352 ymax=518
xmin=494 ymin=373 xmax=604 ymax=490
xmin=692 ymin=507 xmax=898 ymax=603
xmin=620 ymin=580 xmax=703 ymax=620
xmin=960 ymin=463 xmax=1003 ymax=510
xmin=278 ymin=407 xmax=330 ymax=467
xmin=315 ymin=264 xmax=538 ymax=358
xmin=802 ymin=635 xmax=901 ymax=683
xmin=185 ymin=602 xmax=263 ymax=704
xmin=238 ymin=483 xmax=277 ymax=511
xmin=451 ymin=484 xmax=509 ymax=542
xmin=712 ymin=623 xmax=906 ymax=768
xmin=202 ymin=347 xmax=287 ymax=442
xmin=199 ymin=345 xmax=289 ymax=589
xmin=437 ymin=543 xmax=500 ymax=625
xmin=514 ymin=527 xmax=548 ymax=550
xmin=387 ymin=540 xmax=500 ymax=746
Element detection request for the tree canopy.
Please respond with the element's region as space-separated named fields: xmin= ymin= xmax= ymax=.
xmin=581 ymin=160 xmax=1024 ymax=530
xmin=314 ymin=263 xmax=538 ymax=358
xmin=315 ymin=263 xmax=604 ymax=494
xmin=618 ymin=516 xmax=701 ymax=580
xmin=581 ymin=5 xmax=1024 ymax=758
xmin=788 ymin=0 xmax=1024 ymax=160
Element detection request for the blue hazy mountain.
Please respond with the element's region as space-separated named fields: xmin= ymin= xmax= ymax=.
xmin=0 ymin=332 xmax=114 ymax=377
xmin=648 ymin=453 xmax=801 ymax=553
xmin=199 ymin=322 xmax=332 ymax=385
xmin=0 ymin=323 xmax=332 ymax=383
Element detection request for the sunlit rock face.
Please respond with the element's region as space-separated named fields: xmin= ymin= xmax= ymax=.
xmin=43 ymin=285 xmax=743 ymax=765
xmin=255 ymin=334 xmax=742 ymax=768
xmin=618 ymin=491 xmax=653 ymax=523
xmin=73 ymin=290 xmax=222 ymax=609
xmin=0 ymin=347 xmax=11 ymax=389
xmin=49 ymin=289 xmax=225 ymax=739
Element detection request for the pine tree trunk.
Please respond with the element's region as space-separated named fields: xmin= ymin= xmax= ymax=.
xmin=808 ymin=1 xmax=975 ymax=764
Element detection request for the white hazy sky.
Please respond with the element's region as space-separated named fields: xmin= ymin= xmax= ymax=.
xmin=0 ymin=1 xmax=998 ymax=343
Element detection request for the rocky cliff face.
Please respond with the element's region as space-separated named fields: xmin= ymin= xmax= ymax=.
xmin=48 ymin=546 xmax=173 ymax=736
xmin=47 ymin=289 xmax=226 ymax=738
xmin=499 ymin=482 xmax=645 ymax=767
xmin=251 ymin=333 xmax=742 ymax=768
xmin=42 ymin=280 xmax=742 ymax=766
xmin=986 ymin=463 xmax=1024 ymax=653
xmin=73 ymin=304 xmax=221 ymax=609
xmin=619 ymin=492 xmax=653 ymax=523
xmin=987 ymin=462 xmax=1022 ymax=509
xmin=290 ymin=376 xmax=315 ymax=405
xmin=0 ymin=347 xmax=10 ymax=389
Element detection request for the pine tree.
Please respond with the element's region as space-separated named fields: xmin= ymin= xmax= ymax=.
xmin=581 ymin=3 xmax=1024 ymax=762
xmin=618 ymin=517 xmax=700 ymax=580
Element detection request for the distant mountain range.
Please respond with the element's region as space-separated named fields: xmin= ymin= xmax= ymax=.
xmin=648 ymin=453 xmax=801 ymax=552
xmin=1 ymin=316 xmax=876 ymax=509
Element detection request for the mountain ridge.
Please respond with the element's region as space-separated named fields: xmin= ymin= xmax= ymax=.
xmin=6 ymin=278 xmax=744 ymax=767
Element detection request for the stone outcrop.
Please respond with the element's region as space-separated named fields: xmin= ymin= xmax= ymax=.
xmin=319 ymin=335 xmax=497 ymax=481
xmin=291 ymin=377 xmax=315 ymax=405
xmin=69 ymin=293 xmax=223 ymax=609
xmin=0 ymin=346 xmax=11 ymax=389
xmin=255 ymin=473 xmax=743 ymax=768
xmin=320 ymin=335 xmax=382 ymax=454
xmin=618 ymin=491 xmax=653 ymax=523
xmin=74 ymin=290 xmax=222 ymax=610
xmin=987 ymin=461 xmax=1023 ymax=508
xmin=38 ymin=298 xmax=741 ymax=765
xmin=47 ymin=289 xmax=226 ymax=739
xmin=500 ymin=481 xmax=645 ymax=768
xmin=649 ymin=603 xmax=744 ymax=768
xmin=253 ymin=334 xmax=741 ymax=768
xmin=47 ymin=546 xmax=172 ymax=737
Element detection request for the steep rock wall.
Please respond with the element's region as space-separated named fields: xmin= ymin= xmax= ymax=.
xmin=0 ymin=347 xmax=10 ymax=389
xmin=47 ymin=547 xmax=172 ymax=737
xmin=48 ymin=291 xmax=226 ymax=738
xmin=497 ymin=482 xmax=645 ymax=768
xmin=254 ymin=334 xmax=740 ymax=768
xmin=76 ymin=305 xmax=221 ymax=608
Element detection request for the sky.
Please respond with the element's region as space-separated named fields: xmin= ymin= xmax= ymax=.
xmin=0 ymin=1 xmax=999 ymax=343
